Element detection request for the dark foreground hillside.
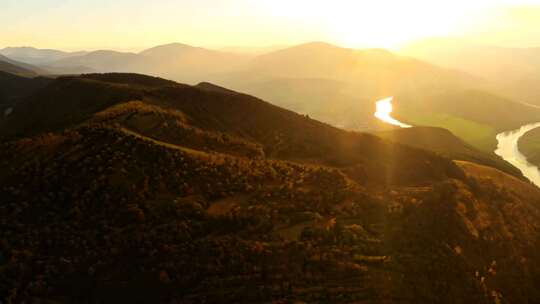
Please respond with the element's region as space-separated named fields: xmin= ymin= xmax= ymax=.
xmin=0 ymin=72 xmax=51 ymax=106
xmin=1 ymin=73 xmax=540 ymax=303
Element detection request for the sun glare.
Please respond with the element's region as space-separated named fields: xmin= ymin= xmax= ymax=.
xmin=377 ymin=99 xmax=393 ymax=115
xmin=256 ymin=0 xmax=524 ymax=48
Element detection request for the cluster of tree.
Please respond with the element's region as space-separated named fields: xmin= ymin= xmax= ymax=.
xmin=0 ymin=125 xmax=386 ymax=303
xmin=2 ymin=124 xmax=540 ymax=303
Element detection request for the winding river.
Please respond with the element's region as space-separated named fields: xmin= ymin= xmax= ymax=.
xmin=374 ymin=97 xmax=412 ymax=128
xmin=495 ymin=123 xmax=540 ymax=187
xmin=374 ymin=97 xmax=540 ymax=187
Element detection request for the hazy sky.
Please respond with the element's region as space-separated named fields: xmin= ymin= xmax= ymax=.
xmin=2 ymin=0 xmax=540 ymax=51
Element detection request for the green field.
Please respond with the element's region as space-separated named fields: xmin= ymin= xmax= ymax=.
xmin=397 ymin=109 xmax=498 ymax=152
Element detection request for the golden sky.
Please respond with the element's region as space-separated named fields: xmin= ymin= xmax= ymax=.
xmin=2 ymin=0 xmax=540 ymax=50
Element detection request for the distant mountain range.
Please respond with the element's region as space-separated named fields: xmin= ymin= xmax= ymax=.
xmin=1 ymin=43 xmax=250 ymax=81
xmin=0 ymin=46 xmax=87 ymax=65
xmin=400 ymin=38 xmax=540 ymax=106
xmin=2 ymin=41 xmax=540 ymax=152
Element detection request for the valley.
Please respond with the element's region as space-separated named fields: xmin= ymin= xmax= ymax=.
xmin=375 ymin=97 xmax=540 ymax=187
xmin=3 ymin=4 xmax=540 ymax=299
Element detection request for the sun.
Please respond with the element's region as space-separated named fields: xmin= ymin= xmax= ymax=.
xmin=329 ymin=1 xmax=487 ymax=49
xmin=258 ymin=0 xmax=491 ymax=49
xmin=376 ymin=98 xmax=394 ymax=116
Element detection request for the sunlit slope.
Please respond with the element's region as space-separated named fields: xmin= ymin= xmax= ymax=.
xmin=244 ymin=42 xmax=472 ymax=92
xmin=214 ymin=42 xmax=482 ymax=129
xmin=393 ymin=89 xmax=540 ymax=151
xmin=214 ymin=76 xmax=379 ymax=130
xmin=214 ymin=42 xmax=539 ymax=152
xmin=396 ymin=110 xmax=496 ymax=151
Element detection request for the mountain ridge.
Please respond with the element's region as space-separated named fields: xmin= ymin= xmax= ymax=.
xmin=0 ymin=46 xmax=88 ymax=65
xmin=0 ymin=72 xmax=465 ymax=186
xmin=0 ymin=54 xmax=43 ymax=77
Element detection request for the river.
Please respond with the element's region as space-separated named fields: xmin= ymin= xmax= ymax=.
xmin=495 ymin=123 xmax=540 ymax=187
xmin=374 ymin=97 xmax=412 ymax=128
xmin=374 ymin=97 xmax=540 ymax=187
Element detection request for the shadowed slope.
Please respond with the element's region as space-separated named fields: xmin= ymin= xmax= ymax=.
xmin=0 ymin=55 xmax=40 ymax=77
xmin=2 ymin=76 xmax=540 ymax=302
xmin=378 ymin=126 xmax=523 ymax=178
xmin=0 ymin=71 xmax=51 ymax=107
